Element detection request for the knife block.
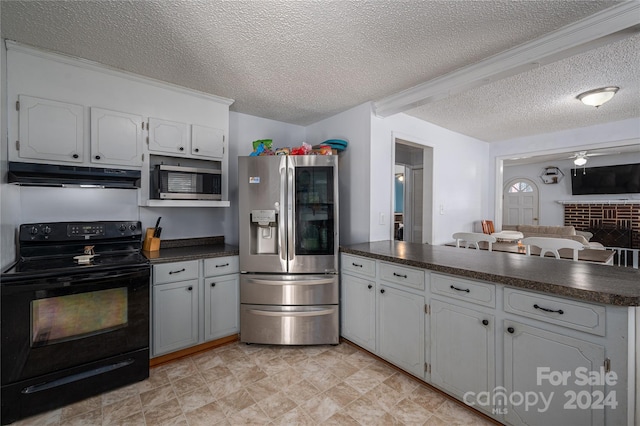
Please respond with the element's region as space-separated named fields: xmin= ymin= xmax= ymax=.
xmin=143 ymin=228 xmax=161 ymax=252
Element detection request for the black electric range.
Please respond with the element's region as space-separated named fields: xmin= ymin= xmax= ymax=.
xmin=1 ymin=221 xmax=151 ymax=425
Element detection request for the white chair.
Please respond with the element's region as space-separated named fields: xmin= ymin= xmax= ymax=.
xmin=453 ymin=232 xmax=497 ymax=251
xmin=521 ymin=237 xmax=585 ymax=261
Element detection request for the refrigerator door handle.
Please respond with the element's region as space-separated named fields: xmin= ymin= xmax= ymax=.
xmin=247 ymin=308 xmax=336 ymax=317
xmin=287 ymin=161 xmax=295 ymax=266
xmin=244 ymin=277 xmax=337 ymax=286
xmin=279 ymin=159 xmax=287 ymax=271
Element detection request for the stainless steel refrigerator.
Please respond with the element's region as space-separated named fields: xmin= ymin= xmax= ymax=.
xmin=238 ymin=155 xmax=339 ymax=345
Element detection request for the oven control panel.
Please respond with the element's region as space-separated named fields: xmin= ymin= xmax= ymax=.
xmin=19 ymin=221 xmax=142 ymax=242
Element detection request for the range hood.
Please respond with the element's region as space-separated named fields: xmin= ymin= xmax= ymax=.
xmin=8 ymin=162 xmax=141 ymax=189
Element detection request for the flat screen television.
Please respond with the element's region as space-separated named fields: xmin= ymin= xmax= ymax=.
xmin=571 ymin=163 xmax=640 ymax=195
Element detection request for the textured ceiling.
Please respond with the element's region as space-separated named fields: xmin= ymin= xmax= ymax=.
xmin=1 ymin=0 xmax=638 ymax=142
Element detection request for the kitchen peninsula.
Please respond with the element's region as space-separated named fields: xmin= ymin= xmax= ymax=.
xmin=340 ymin=241 xmax=639 ymax=426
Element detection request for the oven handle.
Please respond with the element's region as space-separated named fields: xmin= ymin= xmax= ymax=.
xmin=55 ymin=269 xmax=149 ymax=284
xmin=248 ymin=308 xmax=335 ymax=317
xmin=21 ymin=358 xmax=135 ymax=394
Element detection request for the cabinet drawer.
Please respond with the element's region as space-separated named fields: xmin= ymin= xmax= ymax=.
xmin=204 ymin=256 xmax=239 ymax=277
xmin=380 ymin=262 xmax=425 ymax=290
xmin=504 ymin=288 xmax=606 ymax=336
xmin=431 ymin=274 xmax=495 ymax=308
xmin=153 ymin=260 xmax=199 ymax=284
xmin=341 ymin=254 xmax=376 ymax=278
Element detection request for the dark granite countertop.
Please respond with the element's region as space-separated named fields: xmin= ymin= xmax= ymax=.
xmin=341 ymin=241 xmax=640 ymax=306
xmin=143 ymin=236 xmax=239 ymax=264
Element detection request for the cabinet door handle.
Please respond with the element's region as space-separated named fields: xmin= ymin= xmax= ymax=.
xmin=533 ymin=304 xmax=564 ymax=315
xmin=352 ymin=263 xmax=363 ymax=268
xmin=450 ymin=285 xmax=470 ymax=293
xmin=72 ymin=153 xmax=79 ymax=159
xmin=187 ymin=286 xmax=193 ymax=291
xmin=507 ymin=327 xmax=515 ymax=334
xmin=211 ymin=282 xmax=216 ymax=287
xmin=380 ymin=289 xmax=385 ymax=294
xmin=393 ymin=272 xmax=407 ymax=279
xmin=94 ymin=155 xmax=101 ymax=160
xmin=179 ymin=146 xmax=184 ymax=151
xmin=367 ymin=284 xmax=372 ymax=289
xmin=215 ymin=263 xmax=229 ymax=268
xmin=482 ymin=319 xmax=489 ymax=326
xmin=194 ymin=148 xmax=199 ymax=153
xmin=169 ymin=268 xmax=186 ymax=275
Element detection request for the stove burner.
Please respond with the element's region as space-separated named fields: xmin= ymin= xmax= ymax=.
xmin=2 ymin=221 xmax=148 ymax=280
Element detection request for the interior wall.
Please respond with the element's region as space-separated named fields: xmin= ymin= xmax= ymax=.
xmin=225 ymin=112 xmax=306 ymax=246
xmin=0 ymin=40 xmax=20 ymax=269
xmin=371 ymin=113 xmax=490 ymax=245
xmin=489 ymin=118 xmax=640 ymax=227
xmin=504 ymin=152 xmax=640 ymax=226
xmin=305 ymin=103 xmax=372 ymax=245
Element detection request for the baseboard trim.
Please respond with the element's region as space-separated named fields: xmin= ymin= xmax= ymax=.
xmin=149 ymin=334 xmax=239 ymax=368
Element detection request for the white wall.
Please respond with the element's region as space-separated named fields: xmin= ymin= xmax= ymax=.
xmin=504 ymin=152 xmax=640 ymax=225
xmin=0 ymin=41 xmax=21 ymax=270
xmin=372 ymin=113 xmax=490 ymax=245
xmin=490 ymin=118 xmax=640 ymax=227
xmin=225 ymin=112 xmax=305 ymax=246
xmin=306 ymin=103 xmax=372 ymax=245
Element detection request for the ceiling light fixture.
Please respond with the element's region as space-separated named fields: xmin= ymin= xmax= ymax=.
xmin=576 ymin=86 xmax=619 ymax=107
xmin=573 ymin=155 xmax=588 ymax=166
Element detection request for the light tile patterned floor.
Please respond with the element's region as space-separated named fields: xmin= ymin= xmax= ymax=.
xmin=15 ymin=342 xmax=497 ymax=425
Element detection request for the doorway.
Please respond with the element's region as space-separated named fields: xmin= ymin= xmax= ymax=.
xmin=502 ymin=178 xmax=539 ymax=225
xmin=393 ymin=139 xmax=433 ymax=243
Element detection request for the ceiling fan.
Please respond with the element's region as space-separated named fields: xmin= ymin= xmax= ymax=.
xmin=568 ymin=150 xmax=615 ymax=167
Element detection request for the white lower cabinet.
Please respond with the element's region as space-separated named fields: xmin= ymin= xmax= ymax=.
xmin=341 ymin=254 xmax=425 ymax=378
xmin=203 ymin=257 xmax=239 ymax=341
xmin=378 ymin=283 xmax=425 ymax=377
xmin=340 ymin=273 xmax=376 ymax=352
xmin=503 ymin=321 xmax=605 ymax=426
xmin=340 ymin=260 xmax=634 ymax=426
xmin=430 ymin=299 xmax=495 ymax=405
xmin=153 ymin=278 xmax=199 ymax=355
xmin=152 ymin=256 xmax=239 ymax=358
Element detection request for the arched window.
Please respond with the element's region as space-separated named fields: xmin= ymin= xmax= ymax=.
xmin=508 ymin=181 xmax=534 ymax=193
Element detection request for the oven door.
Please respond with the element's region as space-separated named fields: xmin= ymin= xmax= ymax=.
xmin=1 ymin=266 xmax=150 ymax=385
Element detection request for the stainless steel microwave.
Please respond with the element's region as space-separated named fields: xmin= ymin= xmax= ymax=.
xmin=152 ymin=165 xmax=222 ymax=200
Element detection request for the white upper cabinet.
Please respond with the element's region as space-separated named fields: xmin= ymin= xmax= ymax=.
xmin=148 ymin=117 xmax=189 ymax=156
xmin=90 ymin=107 xmax=143 ymax=167
xmin=191 ymin=124 xmax=224 ymax=160
xmin=148 ymin=119 xmax=225 ymax=161
xmin=17 ymin=95 xmax=83 ymax=163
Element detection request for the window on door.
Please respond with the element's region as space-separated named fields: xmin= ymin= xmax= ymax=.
xmin=503 ymin=178 xmax=539 ymax=226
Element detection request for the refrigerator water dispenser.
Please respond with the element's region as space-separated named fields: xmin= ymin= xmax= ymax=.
xmin=251 ymin=209 xmax=278 ymax=254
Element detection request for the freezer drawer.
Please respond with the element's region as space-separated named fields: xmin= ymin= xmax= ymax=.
xmin=240 ymin=274 xmax=338 ymax=305
xmin=240 ymin=304 xmax=338 ymax=345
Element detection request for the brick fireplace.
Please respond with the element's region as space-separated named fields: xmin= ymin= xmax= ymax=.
xmin=563 ymin=202 xmax=640 ymax=249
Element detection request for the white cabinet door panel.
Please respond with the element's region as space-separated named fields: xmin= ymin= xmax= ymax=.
xmin=504 ymin=321 xmax=605 ymax=426
xmin=431 ymin=300 xmax=494 ymax=402
xmin=18 ymin=95 xmax=83 ymax=162
xmin=191 ymin=124 xmax=224 ymax=159
xmin=341 ymin=273 xmax=376 ymax=352
xmin=148 ymin=117 xmax=188 ymax=155
xmin=204 ymin=275 xmax=239 ymax=341
xmin=90 ymin=107 xmax=143 ymax=166
xmin=378 ymin=285 xmax=425 ymax=377
xmin=153 ymin=279 xmax=199 ymax=355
